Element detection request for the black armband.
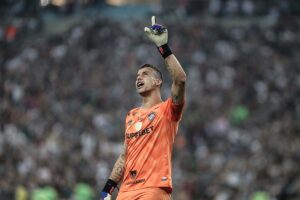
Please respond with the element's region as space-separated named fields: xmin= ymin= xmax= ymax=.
xmin=102 ymin=179 xmax=117 ymax=194
xmin=157 ymin=44 xmax=173 ymax=58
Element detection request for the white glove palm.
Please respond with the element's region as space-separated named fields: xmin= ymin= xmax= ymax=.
xmin=103 ymin=194 xmax=111 ymax=200
xmin=144 ymin=16 xmax=168 ymax=47
xmin=101 ymin=192 xmax=111 ymax=200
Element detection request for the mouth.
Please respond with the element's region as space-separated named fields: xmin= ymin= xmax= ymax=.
xmin=136 ymin=81 xmax=145 ymax=89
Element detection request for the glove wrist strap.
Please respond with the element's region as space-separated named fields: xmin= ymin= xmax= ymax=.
xmin=102 ymin=179 xmax=117 ymax=194
xmin=157 ymin=44 xmax=172 ymax=58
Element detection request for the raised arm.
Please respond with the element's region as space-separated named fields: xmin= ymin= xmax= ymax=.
xmin=101 ymin=143 xmax=127 ymax=200
xmin=165 ymin=55 xmax=186 ymax=104
xmin=144 ymin=16 xmax=186 ymax=104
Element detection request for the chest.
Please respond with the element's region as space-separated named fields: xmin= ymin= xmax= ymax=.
xmin=125 ymin=109 xmax=162 ymax=134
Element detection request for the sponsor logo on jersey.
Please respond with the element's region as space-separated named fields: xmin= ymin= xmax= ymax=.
xmin=147 ymin=112 xmax=156 ymax=121
xmin=129 ymin=170 xmax=137 ymax=180
xmin=134 ymin=122 xmax=142 ymax=131
xmin=161 ymin=176 xmax=168 ymax=181
xmin=125 ymin=179 xmax=145 ymax=185
xmin=126 ymin=126 xmax=154 ymax=139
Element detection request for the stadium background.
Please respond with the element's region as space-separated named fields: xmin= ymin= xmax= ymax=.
xmin=1 ymin=0 xmax=300 ymax=199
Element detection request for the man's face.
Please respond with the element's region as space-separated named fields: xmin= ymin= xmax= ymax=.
xmin=136 ymin=67 xmax=161 ymax=96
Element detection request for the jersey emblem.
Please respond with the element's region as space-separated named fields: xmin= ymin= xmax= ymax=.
xmin=134 ymin=122 xmax=142 ymax=131
xmin=130 ymin=170 xmax=137 ymax=180
xmin=127 ymin=120 xmax=133 ymax=126
xmin=148 ymin=112 xmax=156 ymax=121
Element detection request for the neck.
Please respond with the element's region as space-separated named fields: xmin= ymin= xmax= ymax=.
xmin=140 ymin=90 xmax=162 ymax=109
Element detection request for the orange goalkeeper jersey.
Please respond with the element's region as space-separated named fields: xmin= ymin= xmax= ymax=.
xmin=119 ymin=98 xmax=184 ymax=193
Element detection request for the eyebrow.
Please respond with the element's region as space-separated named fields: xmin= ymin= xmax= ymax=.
xmin=137 ymin=70 xmax=149 ymax=76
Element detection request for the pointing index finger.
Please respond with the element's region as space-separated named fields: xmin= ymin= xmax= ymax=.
xmin=151 ymin=16 xmax=156 ymax=26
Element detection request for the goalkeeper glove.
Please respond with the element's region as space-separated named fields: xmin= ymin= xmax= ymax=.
xmin=101 ymin=179 xmax=117 ymax=200
xmin=144 ymin=16 xmax=172 ymax=58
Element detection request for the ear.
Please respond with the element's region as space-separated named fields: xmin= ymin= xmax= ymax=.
xmin=154 ymin=78 xmax=162 ymax=87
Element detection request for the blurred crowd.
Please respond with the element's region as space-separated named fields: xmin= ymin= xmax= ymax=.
xmin=1 ymin=1 xmax=300 ymax=200
xmin=1 ymin=0 xmax=300 ymax=17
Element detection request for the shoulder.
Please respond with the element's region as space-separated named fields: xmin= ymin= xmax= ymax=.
xmin=149 ymin=99 xmax=171 ymax=112
xmin=152 ymin=98 xmax=171 ymax=114
xmin=126 ymin=107 xmax=139 ymax=118
xmin=164 ymin=97 xmax=185 ymax=107
xmin=161 ymin=98 xmax=173 ymax=107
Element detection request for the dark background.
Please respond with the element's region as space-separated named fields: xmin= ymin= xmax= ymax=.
xmin=1 ymin=0 xmax=299 ymax=199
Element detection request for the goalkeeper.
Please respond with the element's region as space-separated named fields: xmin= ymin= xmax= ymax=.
xmin=101 ymin=16 xmax=186 ymax=200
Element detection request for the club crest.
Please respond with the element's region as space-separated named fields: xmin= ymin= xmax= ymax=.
xmin=148 ymin=112 xmax=156 ymax=121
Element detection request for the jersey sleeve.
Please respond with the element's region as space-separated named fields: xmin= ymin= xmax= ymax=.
xmin=163 ymin=98 xmax=185 ymax=122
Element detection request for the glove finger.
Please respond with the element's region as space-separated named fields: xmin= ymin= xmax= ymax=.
xmin=151 ymin=16 xmax=156 ymax=26
xmin=144 ymin=27 xmax=152 ymax=35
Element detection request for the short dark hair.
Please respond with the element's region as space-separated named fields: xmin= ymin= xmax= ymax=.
xmin=139 ymin=64 xmax=163 ymax=83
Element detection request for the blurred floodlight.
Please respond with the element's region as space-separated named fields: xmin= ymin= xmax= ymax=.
xmin=106 ymin=0 xmax=126 ymax=6
xmin=106 ymin=0 xmax=159 ymax=6
xmin=40 ymin=0 xmax=50 ymax=6
xmin=52 ymin=0 xmax=67 ymax=7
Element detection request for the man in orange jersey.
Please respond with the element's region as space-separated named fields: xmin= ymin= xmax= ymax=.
xmin=101 ymin=16 xmax=186 ymax=200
